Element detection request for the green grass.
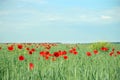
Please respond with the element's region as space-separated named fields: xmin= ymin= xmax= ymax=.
xmin=0 ymin=43 xmax=120 ymax=80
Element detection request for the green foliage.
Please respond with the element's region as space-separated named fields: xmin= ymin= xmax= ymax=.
xmin=89 ymin=42 xmax=112 ymax=51
xmin=0 ymin=43 xmax=120 ymax=80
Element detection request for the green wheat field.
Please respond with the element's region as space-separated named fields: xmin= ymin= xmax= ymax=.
xmin=0 ymin=42 xmax=120 ymax=80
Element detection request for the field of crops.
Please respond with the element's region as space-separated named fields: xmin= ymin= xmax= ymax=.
xmin=0 ymin=43 xmax=120 ymax=80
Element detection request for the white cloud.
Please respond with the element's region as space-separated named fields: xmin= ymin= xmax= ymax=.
xmin=0 ymin=6 xmax=120 ymax=25
xmin=101 ymin=15 xmax=112 ymax=19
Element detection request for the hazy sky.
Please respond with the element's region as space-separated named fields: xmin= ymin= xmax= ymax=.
xmin=0 ymin=0 xmax=120 ymax=43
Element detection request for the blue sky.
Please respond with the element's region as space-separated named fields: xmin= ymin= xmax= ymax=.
xmin=0 ymin=0 xmax=120 ymax=43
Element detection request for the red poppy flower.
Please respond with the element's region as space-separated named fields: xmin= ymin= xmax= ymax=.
xmin=19 ymin=55 xmax=25 ymax=61
xmin=94 ymin=50 xmax=98 ymax=54
xmin=72 ymin=48 xmax=76 ymax=52
xmin=45 ymin=56 xmax=49 ymax=60
xmin=117 ymin=51 xmax=120 ymax=55
xmin=58 ymin=50 xmax=62 ymax=55
xmin=26 ymin=48 xmax=30 ymax=51
xmin=101 ymin=47 xmax=108 ymax=51
xmin=17 ymin=44 xmax=23 ymax=49
xmin=73 ymin=51 xmax=78 ymax=55
xmin=29 ymin=63 xmax=34 ymax=70
xmin=45 ymin=51 xmax=50 ymax=55
xmin=40 ymin=51 xmax=51 ymax=57
xmin=8 ymin=45 xmax=14 ymax=51
xmin=53 ymin=52 xmax=60 ymax=57
xmin=63 ymin=55 xmax=68 ymax=60
xmin=62 ymin=51 xmax=67 ymax=55
xmin=29 ymin=50 xmax=33 ymax=55
xmin=86 ymin=52 xmax=92 ymax=56
xmin=109 ymin=52 xmax=114 ymax=56
xmin=69 ymin=48 xmax=78 ymax=55
xmin=40 ymin=51 xmax=45 ymax=56
xmin=31 ymin=48 xmax=35 ymax=52
xmin=69 ymin=50 xmax=73 ymax=53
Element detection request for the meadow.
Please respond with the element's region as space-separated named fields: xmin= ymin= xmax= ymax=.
xmin=0 ymin=42 xmax=120 ymax=80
